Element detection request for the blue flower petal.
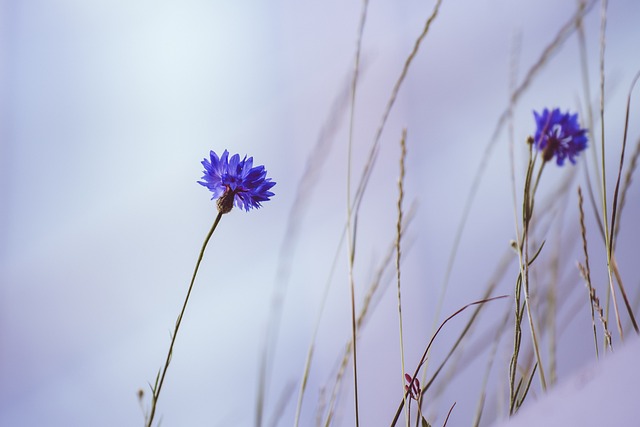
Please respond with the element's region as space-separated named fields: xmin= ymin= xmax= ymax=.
xmin=532 ymin=108 xmax=588 ymax=166
xmin=198 ymin=150 xmax=276 ymax=212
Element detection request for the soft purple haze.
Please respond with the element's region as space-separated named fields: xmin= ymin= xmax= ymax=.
xmin=2 ymin=1 xmax=639 ymax=426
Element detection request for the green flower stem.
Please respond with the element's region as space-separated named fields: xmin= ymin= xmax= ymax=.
xmin=511 ymin=151 xmax=547 ymax=413
xmin=146 ymin=211 xmax=224 ymax=427
xmin=520 ymin=157 xmax=547 ymax=393
xmin=529 ymin=161 xmax=546 ymax=213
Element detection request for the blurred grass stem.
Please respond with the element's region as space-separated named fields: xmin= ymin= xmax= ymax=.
xmin=395 ymin=130 xmax=408 ymax=426
xmin=596 ymin=0 xmax=624 ymax=341
xmin=345 ymin=1 xmax=369 ymax=424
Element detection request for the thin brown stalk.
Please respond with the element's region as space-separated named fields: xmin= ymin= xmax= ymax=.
xmin=607 ymin=70 xmax=640 ymax=334
xmin=345 ymin=1 xmax=370 ymax=424
xmin=610 ymin=257 xmax=638 ymax=333
xmin=578 ymin=263 xmax=613 ymax=351
xmin=323 ymin=205 xmax=417 ymax=427
xmin=396 ymin=129 xmax=408 ymax=425
xmin=633 ymin=283 xmax=640 ymax=315
xmin=578 ymin=187 xmax=600 ymax=358
xmin=430 ymin=306 xmax=510 ymax=402
xmin=441 ymin=402 xmax=456 ymax=427
xmin=390 ymin=296 xmax=509 ymax=426
xmin=614 ymin=136 xmax=640 ymax=241
xmin=596 ymin=0 xmax=624 ymax=341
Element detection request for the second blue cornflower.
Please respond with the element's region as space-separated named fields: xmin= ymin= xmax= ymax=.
xmin=533 ymin=108 xmax=588 ymax=166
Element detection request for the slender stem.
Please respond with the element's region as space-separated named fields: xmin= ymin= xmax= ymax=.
xmin=578 ymin=187 xmax=600 ymax=359
xmin=389 ymin=296 xmax=508 ymax=426
xmin=395 ymin=130 xmax=408 ymax=426
xmin=596 ymin=0 xmax=624 ymax=341
xmin=345 ymin=2 xmax=369 ymax=425
xmin=521 ymin=267 xmax=547 ymax=391
xmin=509 ymin=274 xmax=523 ymax=414
xmin=530 ymin=161 xmax=546 ymax=205
xmin=146 ymin=212 xmax=224 ymax=427
xmin=520 ymin=157 xmax=547 ymax=392
xmin=510 ymin=148 xmax=547 ymax=412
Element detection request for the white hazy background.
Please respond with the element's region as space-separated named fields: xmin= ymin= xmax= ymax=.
xmin=1 ymin=1 xmax=639 ymax=426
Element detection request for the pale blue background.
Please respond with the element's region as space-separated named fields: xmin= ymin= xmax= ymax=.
xmin=2 ymin=1 xmax=640 ymax=426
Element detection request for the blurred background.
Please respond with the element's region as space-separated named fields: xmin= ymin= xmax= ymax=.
xmin=1 ymin=0 xmax=639 ymax=426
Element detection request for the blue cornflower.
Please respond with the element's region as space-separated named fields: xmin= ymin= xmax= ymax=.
xmin=533 ymin=108 xmax=588 ymax=166
xmin=198 ymin=150 xmax=276 ymax=213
